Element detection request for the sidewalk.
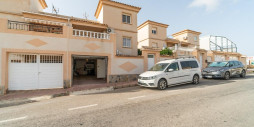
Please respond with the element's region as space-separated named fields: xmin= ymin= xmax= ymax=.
xmin=0 ymin=81 xmax=138 ymax=108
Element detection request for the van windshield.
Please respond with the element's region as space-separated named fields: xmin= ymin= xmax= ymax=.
xmin=208 ymin=62 xmax=228 ymax=67
xmin=149 ymin=63 xmax=169 ymax=71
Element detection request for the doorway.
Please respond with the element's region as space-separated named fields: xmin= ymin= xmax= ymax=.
xmin=72 ymin=55 xmax=108 ymax=86
xmin=148 ymin=54 xmax=155 ymax=70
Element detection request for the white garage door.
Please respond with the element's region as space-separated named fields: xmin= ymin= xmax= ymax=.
xmin=8 ymin=54 xmax=63 ymax=90
xmin=215 ymin=55 xmax=226 ymax=62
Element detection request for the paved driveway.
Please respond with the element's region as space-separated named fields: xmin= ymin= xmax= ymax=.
xmin=0 ymin=75 xmax=254 ymax=127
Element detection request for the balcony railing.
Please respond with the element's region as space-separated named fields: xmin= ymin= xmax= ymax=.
xmin=8 ymin=20 xmax=63 ymax=34
xmin=73 ymin=29 xmax=110 ymax=40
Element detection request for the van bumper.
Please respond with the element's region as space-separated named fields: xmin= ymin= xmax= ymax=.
xmin=138 ymin=79 xmax=157 ymax=88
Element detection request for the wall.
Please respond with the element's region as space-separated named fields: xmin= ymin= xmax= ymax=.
xmin=111 ymin=57 xmax=144 ymax=75
xmin=148 ymin=25 xmax=167 ymax=41
xmin=99 ymin=4 xmax=138 ymax=56
xmin=200 ymin=36 xmax=210 ymax=50
xmin=0 ymin=0 xmax=42 ymax=14
xmin=138 ymin=23 xmax=168 ymax=49
xmin=138 ymin=39 xmax=149 ymax=49
xmin=115 ymin=30 xmax=138 ymax=56
xmin=187 ymin=33 xmax=199 ymax=46
xmin=173 ymin=32 xmax=200 ymax=48
xmin=137 ymin=25 xmax=149 ymax=43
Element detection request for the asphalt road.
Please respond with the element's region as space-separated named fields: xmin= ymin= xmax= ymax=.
xmin=1 ymin=75 xmax=254 ymax=127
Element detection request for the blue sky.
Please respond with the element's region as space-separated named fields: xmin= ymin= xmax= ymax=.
xmin=44 ymin=0 xmax=254 ymax=56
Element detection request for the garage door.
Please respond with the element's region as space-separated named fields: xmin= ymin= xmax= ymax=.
xmin=8 ymin=54 xmax=63 ymax=90
xmin=215 ymin=55 xmax=226 ymax=62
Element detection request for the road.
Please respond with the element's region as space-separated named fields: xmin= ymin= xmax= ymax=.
xmin=1 ymin=75 xmax=254 ymax=127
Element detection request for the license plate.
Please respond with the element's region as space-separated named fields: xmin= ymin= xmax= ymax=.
xmin=138 ymin=80 xmax=144 ymax=83
xmin=206 ymin=76 xmax=212 ymax=78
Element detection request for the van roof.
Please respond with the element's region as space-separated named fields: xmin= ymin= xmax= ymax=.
xmin=158 ymin=58 xmax=197 ymax=64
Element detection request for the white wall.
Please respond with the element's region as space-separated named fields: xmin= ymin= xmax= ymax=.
xmin=200 ymin=36 xmax=210 ymax=50
xmin=111 ymin=58 xmax=144 ymax=75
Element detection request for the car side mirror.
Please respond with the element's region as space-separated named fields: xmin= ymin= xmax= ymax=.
xmin=229 ymin=64 xmax=233 ymax=67
xmin=167 ymin=69 xmax=174 ymax=72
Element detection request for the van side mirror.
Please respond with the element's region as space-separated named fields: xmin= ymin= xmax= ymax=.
xmin=167 ymin=69 xmax=174 ymax=72
xmin=229 ymin=64 xmax=234 ymax=67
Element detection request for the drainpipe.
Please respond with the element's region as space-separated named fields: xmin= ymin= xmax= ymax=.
xmin=66 ymin=18 xmax=71 ymax=88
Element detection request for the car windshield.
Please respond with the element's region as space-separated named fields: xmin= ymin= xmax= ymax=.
xmin=149 ymin=63 xmax=169 ymax=71
xmin=208 ymin=62 xmax=228 ymax=67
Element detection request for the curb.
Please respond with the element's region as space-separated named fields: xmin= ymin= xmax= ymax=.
xmin=70 ymin=86 xmax=114 ymax=96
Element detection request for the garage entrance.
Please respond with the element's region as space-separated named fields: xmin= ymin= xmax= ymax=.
xmin=8 ymin=53 xmax=63 ymax=90
xmin=72 ymin=55 xmax=107 ymax=86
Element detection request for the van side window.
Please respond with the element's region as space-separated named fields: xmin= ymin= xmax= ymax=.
xmin=180 ymin=61 xmax=199 ymax=70
xmin=167 ymin=62 xmax=179 ymax=71
xmin=189 ymin=61 xmax=199 ymax=68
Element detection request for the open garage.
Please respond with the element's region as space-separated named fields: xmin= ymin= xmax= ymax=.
xmin=72 ymin=55 xmax=108 ymax=86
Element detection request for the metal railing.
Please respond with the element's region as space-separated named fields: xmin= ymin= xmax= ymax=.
xmin=73 ymin=29 xmax=110 ymax=40
xmin=8 ymin=20 xmax=63 ymax=34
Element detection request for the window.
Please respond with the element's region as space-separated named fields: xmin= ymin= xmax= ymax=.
xmin=180 ymin=61 xmax=199 ymax=70
xmin=233 ymin=61 xmax=240 ymax=66
xmin=228 ymin=61 xmax=234 ymax=67
xmin=123 ymin=37 xmax=131 ymax=48
xmin=167 ymin=62 xmax=179 ymax=71
xmin=194 ymin=36 xmax=198 ymax=41
xmin=122 ymin=14 xmax=131 ymax=24
xmin=208 ymin=62 xmax=228 ymax=67
xmin=152 ymin=27 xmax=157 ymax=34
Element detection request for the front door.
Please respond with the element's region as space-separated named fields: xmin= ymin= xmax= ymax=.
xmin=148 ymin=54 xmax=155 ymax=70
xmin=228 ymin=61 xmax=237 ymax=76
xmin=97 ymin=59 xmax=106 ymax=78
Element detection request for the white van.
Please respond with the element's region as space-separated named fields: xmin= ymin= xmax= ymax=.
xmin=138 ymin=58 xmax=201 ymax=90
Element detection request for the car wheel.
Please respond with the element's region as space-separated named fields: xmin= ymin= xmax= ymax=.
xmin=157 ymin=79 xmax=167 ymax=90
xmin=192 ymin=75 xmax=199 ymax=85
xmin=224 ymin=72 xmax=230 ymax=80
xmin=240 ymin=70 xmax=246 ymax=78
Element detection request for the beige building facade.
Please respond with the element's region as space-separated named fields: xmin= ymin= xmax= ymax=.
xmin=0 ymin=0 xmax=144 ymax=94
xmin=0 ymin=0 xmax=246 ymax=94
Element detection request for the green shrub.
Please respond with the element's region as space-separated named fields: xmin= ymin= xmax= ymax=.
xmin=138 ymin=49 xmax=142 ymax=56
xmin=160 ymin=48 xmax=173 ymax=56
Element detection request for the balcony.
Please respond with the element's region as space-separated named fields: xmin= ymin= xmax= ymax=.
xmin=73 ymin=29 xmax=110 ymax=40
xmin=8 ymin=20 xmax=63 ymax=34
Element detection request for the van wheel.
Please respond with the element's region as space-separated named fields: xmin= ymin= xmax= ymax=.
xmin=192 ymin=75 xmax=199 ymax=85
xmin=157 ymin=79 xmax=167 ymax=90
xmin=240 ymin=70 xmax=246 ymax=78
xmin=224 ymin=72 xmax=230 ymax=80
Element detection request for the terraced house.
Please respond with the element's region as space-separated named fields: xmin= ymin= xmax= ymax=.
xmin=0 ymin=0 xmax=246 ymax=94
xmin=0 ymin=0 xmax=145 ymax=94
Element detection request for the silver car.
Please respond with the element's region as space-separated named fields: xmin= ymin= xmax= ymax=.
xmin=202 ymin=61 xmax=246 ymax=80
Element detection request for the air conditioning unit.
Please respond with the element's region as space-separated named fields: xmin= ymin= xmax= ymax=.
xmin=183 ymin=37 xmax=188 ymax=40
xmin=107 ymin=28 xmax=114 ymax=33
